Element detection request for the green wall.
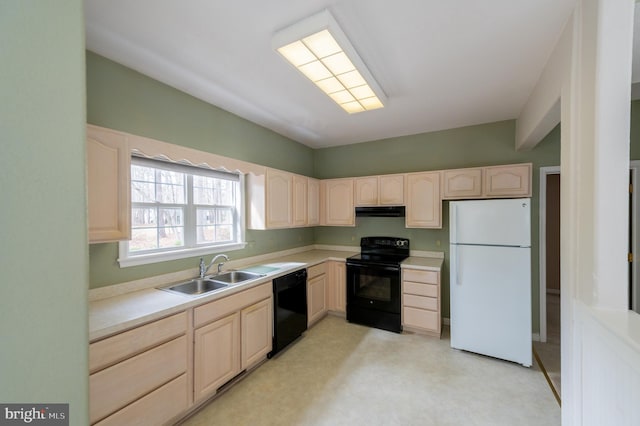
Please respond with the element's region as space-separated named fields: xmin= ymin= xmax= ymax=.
xmin=315 ymin=122 xmax=561 ymax=326
xmin=87 ymin=52 xmax=316 ymax=288
xmin=86 ymin=50 xmax=640 ymax=333
xmin=1 ymin=2 xmax=88 ymax=423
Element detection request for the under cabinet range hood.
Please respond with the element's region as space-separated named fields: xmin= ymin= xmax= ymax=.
xmin=355 ymin=206 xmax=405 ymax=217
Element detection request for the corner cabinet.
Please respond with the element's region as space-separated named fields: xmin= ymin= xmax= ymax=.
xmin=307 ymin=263 xmax=328 ymax=327
xmin=326 ymin=261 xmax=346 ymax=313
xmin=87 ymin=125 xmax=131 ymax=243
xmin=405 ymin=172 xmax=441 ymax=228
xmin=307 ymin=178 xmax=320 ymax=226
xmin=321 ymin=178 xmax=355 ymax=226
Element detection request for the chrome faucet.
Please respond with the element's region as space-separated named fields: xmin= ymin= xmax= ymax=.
xmin=199 ymin=254 xmax=229 ymax=278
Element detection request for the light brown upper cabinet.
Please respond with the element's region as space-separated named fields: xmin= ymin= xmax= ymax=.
xmin=321 ymin=178 xmax=355 ymax=226
xmin=292 ymin=174 xmax=308 ymax=227
xmin=483 ymin=163 xmax=532 ymax=197
xmin=405 ymin=171 xmax=441 ymax=229
xmin=87 ymin=125 xmax=131 ymax=243
xmin=248 ymin=168 xmax=292 ymax=229
xmin=442 ymin=168 xmax=483 ymax=199
xmin=355 ymin=174 xmax=405 ymax=206
xmin=248 ymin=169 xmax=320 ymax=229
xmin=307 ymin=178 xmax=320 ymax=226
xmin=442 ymin=163 xmax=532 ymax=199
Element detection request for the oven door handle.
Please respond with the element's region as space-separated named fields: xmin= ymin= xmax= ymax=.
xmin=347 ymin=263 xmax=400 ymax=274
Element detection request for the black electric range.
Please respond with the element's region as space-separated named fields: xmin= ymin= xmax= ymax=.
xmin=346 ymin=237 xmax=409 ymax=333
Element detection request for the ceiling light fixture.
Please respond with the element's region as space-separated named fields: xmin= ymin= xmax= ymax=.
xmin=273 ymin=9 xmax=386 ymax=114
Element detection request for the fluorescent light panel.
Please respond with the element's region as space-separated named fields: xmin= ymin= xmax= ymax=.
xmin=273 ymin=10 xmax=386 ymax=114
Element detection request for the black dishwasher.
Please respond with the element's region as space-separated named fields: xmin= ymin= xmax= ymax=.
xmin=269 ymin=268 xmax=307 ymax=357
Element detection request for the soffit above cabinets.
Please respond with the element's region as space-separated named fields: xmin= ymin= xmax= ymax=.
xmin=86 ymin=1 xmax=599 ymax=148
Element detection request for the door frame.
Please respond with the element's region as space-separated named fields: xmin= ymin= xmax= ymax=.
xmin=538 ymin=166 xmax=560 ymax=343
xmin=631 ymin=160 xmax=640 ymax=313
xmin=539 ymin=162 xmax=640 ymax=341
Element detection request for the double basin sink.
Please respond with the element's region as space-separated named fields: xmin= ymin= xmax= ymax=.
xmin=159 ymin=270 xmax=265 ymax=296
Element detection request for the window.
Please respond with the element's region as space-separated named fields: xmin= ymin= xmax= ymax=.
xmin=118 ymin=156 xmax=245 ymax=267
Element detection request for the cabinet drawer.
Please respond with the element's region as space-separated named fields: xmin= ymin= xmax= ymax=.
xmin=307 ymin=263 xmax=326 ymax=279
xmin=89 ymin=312 xmax=187 ymax=373
xmin=194 ymin=282 xmax=271 ymax=327
xmin=89 ymin=335 xmax=187 ymax=424
xmin=403 ymin=269 xmax=439 ymax=284
xmin=403 ymin=307 xmax=439 ymax=331
xmin=403 ymin=281 xmax=438 ymax=298
xmin=94 ymin=374 xmax=188 ymax=426
xmin=404 ymin=294 xmax=437 ymax=311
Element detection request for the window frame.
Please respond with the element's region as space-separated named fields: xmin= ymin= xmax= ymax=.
xmin=118 ymin=156 xmax=246 ymax=268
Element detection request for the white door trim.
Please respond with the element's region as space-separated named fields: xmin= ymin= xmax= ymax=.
xmin=539 ymin=166 xmax=560 ymax=343
xmin=631 ymin=160 xmax=640 ymax=313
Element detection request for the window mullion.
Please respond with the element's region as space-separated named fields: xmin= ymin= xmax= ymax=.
xmin=185 ymin=174 xmax=195 ymax=248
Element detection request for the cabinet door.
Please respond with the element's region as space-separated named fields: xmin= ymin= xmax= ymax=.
xmin=266 ymin=169 xmax=293 ymax=228
xmin=328 ymin=261 xmax=346 ymax=313
xmin=405 ymin=172 xmax=442 ymax=228
xmin=322 ymin=178 xmax=355 ymax=226
xmin=483 ymin=164 xmax=532 ymax=197
xmin=292 ymin=175 xmax=308 ymax=227
xmin=87 ymin=125 xmax=131 ymax=243
xmin=355 ymin=177 xmax=378 ymax=206
xmin=241 ymin=298 xmax=272 ymax=370
xmin=308 ymin=178 xmax=320 ymax=226
xmin=379 ymin=174 xmax=405 ymax=205
xmin=442 ymin=168 xmax=482 ymax=199
xmin=308 ymin=274 xmax=327 ymax=326
xmin=194 ymin=313 xmax=240 ymax=401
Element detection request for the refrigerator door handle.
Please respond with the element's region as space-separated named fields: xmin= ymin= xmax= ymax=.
xmin=450 ymin=244 xmax=461 ymax=286
xmin=456 ymin=245 xmax=461 ymax=285
xmin=450 ymin=204 xmax=457 ymax=243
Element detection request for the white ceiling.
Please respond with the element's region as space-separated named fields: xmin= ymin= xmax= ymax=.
xmin=86 ymin=0 xmax=624 ymax=149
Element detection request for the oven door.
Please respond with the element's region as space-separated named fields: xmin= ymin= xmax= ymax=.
xmin=346 ymin=262 xmax=401 ymax=314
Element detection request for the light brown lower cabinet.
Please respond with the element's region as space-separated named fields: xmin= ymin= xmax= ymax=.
xmin=307 ymin=263 xmax=327 ymax=326
xmin=89 ymin=312 xmax=189 ymax=425
xmin=193 ymin=282 xmax=272 ymax=403
xmin=326 ymin=261 xmax=346 ymax=313
xmin=402 ymin=268 xmax=441 ymax=337
xmin=193 ymin=312 xmax=241 ymax=400
xmin=90 ymin=282 xmax=273 ymax=425
xmin=94 ymin=374 xmax=188 ymax=426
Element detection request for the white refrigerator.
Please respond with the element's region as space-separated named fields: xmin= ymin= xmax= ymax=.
xmin=449 ymin=198 xmax=532 ymax=367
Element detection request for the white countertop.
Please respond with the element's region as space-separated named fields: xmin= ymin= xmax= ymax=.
xmin=89 ymin=248 xmax=444 ymax=342
xmin=402 ymin=256 xmax=444 ymax=271
xmin=89 ymin=249 xmax=355 ymax=341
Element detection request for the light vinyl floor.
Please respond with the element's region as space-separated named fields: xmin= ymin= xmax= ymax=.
xmin=181 ymin=315 xmax=560 ymax=426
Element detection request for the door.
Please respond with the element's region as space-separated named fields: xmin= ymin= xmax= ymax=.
xmin=450 ymin=244 xmax=531 ymax=366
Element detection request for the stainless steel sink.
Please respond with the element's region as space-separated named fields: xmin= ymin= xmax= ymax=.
xmin=158 ymin=270 xmax=265 ymax=297
xmin=160 ymin=278 xmax=228 ymax=296
xmin=210 ymin=270 xmax=265 ymax=284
